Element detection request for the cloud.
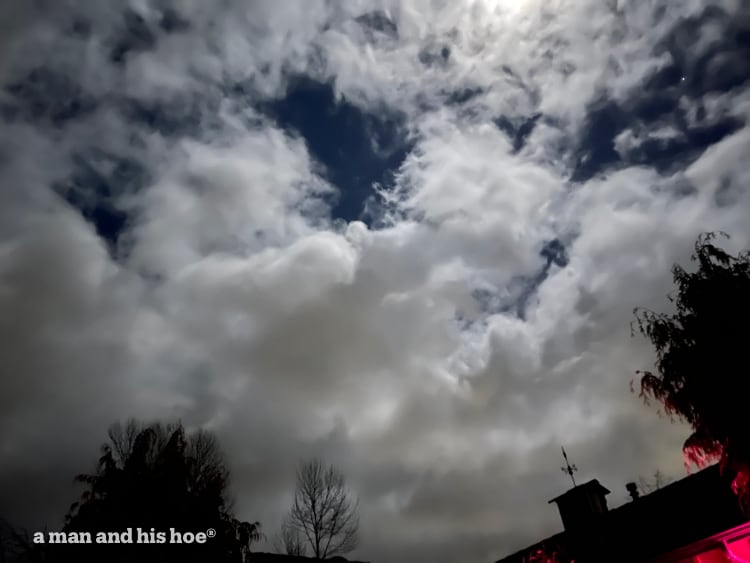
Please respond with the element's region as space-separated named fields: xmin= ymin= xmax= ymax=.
xmin=1 ymin=1 xmax=749 ymax=562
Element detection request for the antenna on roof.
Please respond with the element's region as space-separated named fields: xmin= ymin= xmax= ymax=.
xmin=560 ymin=446 xmax=578 ymax=487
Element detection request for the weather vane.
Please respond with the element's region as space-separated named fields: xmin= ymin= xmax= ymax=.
xmin=560 ymin=446 xmax=578 ymax=487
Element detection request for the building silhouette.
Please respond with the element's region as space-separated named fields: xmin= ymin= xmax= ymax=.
xmin=496 ymin=464 xmax=750 ymax=563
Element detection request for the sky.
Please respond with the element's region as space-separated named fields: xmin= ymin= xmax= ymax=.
xmin=0 ymin=0 xmax=749 ymax=561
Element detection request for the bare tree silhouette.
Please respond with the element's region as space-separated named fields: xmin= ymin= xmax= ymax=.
xmin=637 ymin=470 xmax=674 ymax=495
xmin=284 ymin=458 xmax=359 ymax=559
xmin=272 ymin=517 xmax=308 ymax=557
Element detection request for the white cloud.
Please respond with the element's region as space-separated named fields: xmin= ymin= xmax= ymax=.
xmin=1 ymin=1 xmax=749 ymax=562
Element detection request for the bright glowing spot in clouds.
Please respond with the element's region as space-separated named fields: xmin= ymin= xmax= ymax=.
xmin=485 ymin=0 xmax=542 ymax=16
xmin=349 ymin=393 xmax=401 ymax=438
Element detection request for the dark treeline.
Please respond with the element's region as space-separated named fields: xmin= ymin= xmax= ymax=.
xmin=1 ymin=419 xmax=362 ymax=562
xmin=2 ymin=419 xmax=263 ymax=563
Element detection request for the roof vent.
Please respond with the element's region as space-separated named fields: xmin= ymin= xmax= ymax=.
xmin=626 ymin=481 xmax=640 ymax=501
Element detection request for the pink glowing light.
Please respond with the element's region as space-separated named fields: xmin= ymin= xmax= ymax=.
xmin=682 ymin=444 xmax=721 ymax=474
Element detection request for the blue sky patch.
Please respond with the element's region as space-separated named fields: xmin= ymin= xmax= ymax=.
xmin=473 ymin=239 xmax=570 ymax=320
xmin=494 ymin=114 xmax=542 ymax=153
xmin=262 ymin=77 xmax=412 ymax=223
xmin=570 ymin=4 xmax=748 ymax=183
xmin=53 ymin=151 xmax=149 ymax=256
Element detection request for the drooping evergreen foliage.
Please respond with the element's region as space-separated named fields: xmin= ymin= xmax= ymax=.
xmin=634 ymin=232 xmax=750 ymax=507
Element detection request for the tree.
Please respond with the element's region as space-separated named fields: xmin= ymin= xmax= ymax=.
xmin=633 ymin=232 xmax=750 ymax=507
xmin=272 ymin=518 xmax=308 ymax=557
xmin=637 ymin=470 xmax=673 ymax=495
xmin=232 ymin=518 xmax=266 ymax=561
xmin=284 ymin=458 xmax=359 ymax=559
xmin=0 ymin=520 xmax=50 ymax=563
xmin=54 ymin=419 xmax=262 ymax=562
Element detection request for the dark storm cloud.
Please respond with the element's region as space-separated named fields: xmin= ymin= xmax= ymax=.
xmin=3 ymin=67 xmax=98 ymax=127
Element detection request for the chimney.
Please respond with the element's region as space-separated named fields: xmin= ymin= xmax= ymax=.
xmin=548 ymin=479 xmax=611 ymax=532
xmin=625 ymin=481 xmax=640 ymax=501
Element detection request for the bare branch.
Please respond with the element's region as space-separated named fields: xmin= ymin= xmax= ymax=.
xmin=284 ymin=458 xmax=360 ymax=559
